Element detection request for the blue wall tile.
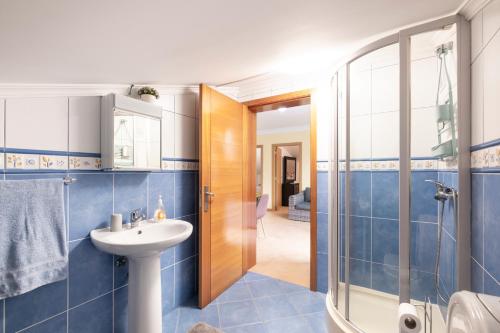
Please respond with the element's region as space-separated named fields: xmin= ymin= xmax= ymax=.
xmin=372 ymin=263 xmax=398 ymax=295
xmin=68 ymin=293 xmax=112 ymax=333
xmin=317 ymin=172 xmax=328 ymax=214
xmin=339 ymin=172 xmax=345 ymax=215
xmin=161 ymin=247 xmax=175 ymax=268
xmin=350 ymin=258 xmax=371 ymax=288
xmin=484 ymin=272 xmax=500 ymax=297
xmin=22 ymin=313 xmax=67 ymax=333
xmin=350 ymin=171 xmax=371 ymax=217
xmin=317 ymin=212 xmax=328 ymax=254
xmin=410 ymin=269 xmax=436 ymax=303
xmin=68 ymin=173 xmax=113 ymax=240
xmin=162 ymin=266 xmax=175 ymax=314
xmin=114 ymin=255 xmax=129 ymax=289
xmin=114 ymin=286 xmax=128 ymax=333
xmin=471 ymin=174 xmax=484 ymax=264
xmin=175 ymin=172 xmax=197 ymax=218
xmin=5 ymin=279 xmax=67 ymax=333
xmin=411 ymin=171 xmax=438 ymax=222
xmin=114 ymin=173 xmax=148 ymax=223
xmin=148 ymin=172 xmax=175 ymax=219
xmin=439 ymin=232 xmax=456 ymax=296
xmin=483 ymin=174 xmax=500 ymax=282
xmin=349 ymin=216 xmax=371 ymax=261
xmin=372 ymin=218 xmax=398 ymax=266
xmin=471 ymin=259 xmax=484 ymax=293
xmin=175 ymin=214 xmax=198 ymax=262
xmin=174 ymin=256 xmax=196 ymax=307
xmin=317 ymin=253 xmax=328 ymax=293
xmin=69 ymin=238 xmax=113 ymax=307
xmin=372 ymin=172 xmax=399 ymax=219
xmin=410 ymin=221 xmax=437 ymax=273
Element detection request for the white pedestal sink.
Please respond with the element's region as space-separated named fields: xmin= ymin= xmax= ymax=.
xmin=90 ymin=220 xmax=193 ymax=333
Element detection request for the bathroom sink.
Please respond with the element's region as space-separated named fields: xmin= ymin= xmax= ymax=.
xmin=90 ymin=219 xmax=193 ymax=333
xmin=90 ymin=219 xmax=192 ymax=258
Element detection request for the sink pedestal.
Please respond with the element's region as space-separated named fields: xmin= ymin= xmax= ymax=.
xmin=128 ymin=254 xmax=162 ymax=333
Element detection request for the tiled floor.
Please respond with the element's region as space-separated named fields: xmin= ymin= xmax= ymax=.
xmin=165 ymin=272 xmax=327 ymax=333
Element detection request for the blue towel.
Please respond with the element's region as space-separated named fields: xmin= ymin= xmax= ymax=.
xmin=0 ymin=179 xmax=67 ymax=299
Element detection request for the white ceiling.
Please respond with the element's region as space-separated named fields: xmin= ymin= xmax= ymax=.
xmin=257 ymin=104 xmax=310 ymax=134
xmin=0 ymin=0 xmax=462 ymax=84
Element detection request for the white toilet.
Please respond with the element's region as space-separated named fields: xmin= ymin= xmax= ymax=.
xmin=447 ymin=291 xmax=500 ymax=333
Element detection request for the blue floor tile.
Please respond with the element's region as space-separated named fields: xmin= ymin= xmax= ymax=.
xmin=243 ymin=272 xmax=269 ymax=282
xmin=163 ymin=308 xmax=179 ymax=333
xmin=253 ymin=294 xmax=298 ymax=321
xmin=215 ymin=282 xmax=252 ymax=303
xmin=176 ymin=303 xmax=220 ymax=332
xmin=304 ymin=311 xmax=328 ymax=333
xmin=247 ymin=278 xmax=284 ymax=298
xmin=287 ymin=291 xmax=326 ymax=315
xmin=224 ymin=323 xmax=268 ymax=333
xmin=265 ymin=315 xmax=312 ymax=333
xmin=219 ymin=300 xmax=260 ymax=328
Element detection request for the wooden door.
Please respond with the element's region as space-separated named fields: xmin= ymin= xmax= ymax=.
xmin=199 ymin=84 xmax=256 ymax=307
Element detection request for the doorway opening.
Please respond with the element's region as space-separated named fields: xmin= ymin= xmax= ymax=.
xmin=246 ymin=91 xmax=316 ymax=289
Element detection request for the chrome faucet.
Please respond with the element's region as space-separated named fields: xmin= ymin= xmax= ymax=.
xmin=130 ymin=209 xmax=146 ymax=228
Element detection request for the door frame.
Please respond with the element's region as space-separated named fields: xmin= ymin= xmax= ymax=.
xmin=244 ymin=89 xmax=318 ymax=291
xmin=256 ymin=144 xmax=264 ymax=196
xmin=271 ymin=142 xmax=303 ymax=210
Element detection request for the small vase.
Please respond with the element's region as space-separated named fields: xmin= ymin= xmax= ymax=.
xmin=140 ymin=94 xmax=156 ymax=103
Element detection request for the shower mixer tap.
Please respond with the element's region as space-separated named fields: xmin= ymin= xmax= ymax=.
xmin=425 ymin=179 xmax=457 ymax=201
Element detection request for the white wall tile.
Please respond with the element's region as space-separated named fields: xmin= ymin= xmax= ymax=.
xmin=162 ymin=110 xmax=175 ymax=158
xmin=175 ymin=94 xmax=196 ymax=118
xmin=411 ymin=107 xmax=438 ymax=158
xmin=411 ymin=57 xmax=438 ymax=109
xmin=174 ymin=114 xmax=196 ymax=159
xmin=0 ymin=100 xmax=4 ymax=148
xmin=157 ymin=94 xmax=174 ymax=112
xmin=371 ymin=64 xmax=399 ymax=113
xmin=471 ymin=55 xmax=484 ymax=145
xmin=350 ymin=114 xmax=371 ymax=159
xmin=372 ymin=111 xmax=399 ymax=158
xmin=483 ymin=31 xmax=500 ymax=142
xmin=69 ymin=96 xmax=101 ymax=154
xmin=350 ymin=70 xmax=371 ymax=116
xmin=471 ymin=11 xmax=483 ymax=61
xmin=483 ymin=0 xmax=500 ymax=46
xmin=6 ymin=97 xmax=68 ymax=152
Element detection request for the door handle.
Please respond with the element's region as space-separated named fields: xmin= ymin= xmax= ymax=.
xmin=204 ymin=186 xmax=215 ymax=212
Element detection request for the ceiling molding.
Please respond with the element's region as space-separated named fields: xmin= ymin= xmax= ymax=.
xmin=0 ymin=83 xmax=238 ymax=98
xmin=458 ymin=0 xmax=492 ymax=19
xmin=257 ymin=125 xmax=310 ymax=136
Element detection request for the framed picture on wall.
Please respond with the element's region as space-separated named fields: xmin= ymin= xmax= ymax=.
xmin=283 ymin=156 xmax=296 ymax=183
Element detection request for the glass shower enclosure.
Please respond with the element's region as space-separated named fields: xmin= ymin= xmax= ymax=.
xmin=328 ymin=15 xmax=470 ymax=333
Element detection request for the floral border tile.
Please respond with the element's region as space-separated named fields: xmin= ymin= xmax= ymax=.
xmin=6 ymin=153 xmax=39 ymax=169
xmin=317 ymin=161 xmax=329 ymax=171
xmin=69 ymin=156 xmax=102 ymax=170
xmin=40 ymin=155 xmax=68 ymax=170
xmin=471 ymin=145 xmax=500 ymax=169
xmin=174 ymin=161 xmax=198 ymax=171
xmin=335 ymin=159 xmax=439 ymax=171
xmin=162 ymin=160 xmax=175 ymax=171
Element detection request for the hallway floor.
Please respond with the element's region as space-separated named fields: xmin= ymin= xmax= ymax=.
xmin=251 ymin=207 xmax=310 ymax=287
xmin=165 ymin=272 xmax=327 ymax=333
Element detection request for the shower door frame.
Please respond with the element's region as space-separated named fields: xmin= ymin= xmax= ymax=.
xmin=329 ymin=13 xmax=471 ymax=326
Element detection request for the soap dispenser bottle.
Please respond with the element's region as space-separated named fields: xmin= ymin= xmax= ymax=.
xmin=154 ymin=195 xmax=166 ymax=222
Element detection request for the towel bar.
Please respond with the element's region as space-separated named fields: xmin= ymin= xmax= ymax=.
xmin=63 ymin=176 xmax=77 ymax=185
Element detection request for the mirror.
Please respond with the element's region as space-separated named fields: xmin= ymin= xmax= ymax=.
xmin=101 ymin=94 xmax=162 ymax=171
xmin=113 ymin=110 xmax=161 ymax=169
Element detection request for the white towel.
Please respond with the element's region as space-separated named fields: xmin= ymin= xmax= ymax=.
xmin=0 ymin=179 xmax=68 ymax=299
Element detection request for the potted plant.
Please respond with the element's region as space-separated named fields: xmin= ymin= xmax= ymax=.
xmin=137 ymin=86 xmax=159 ymax=103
